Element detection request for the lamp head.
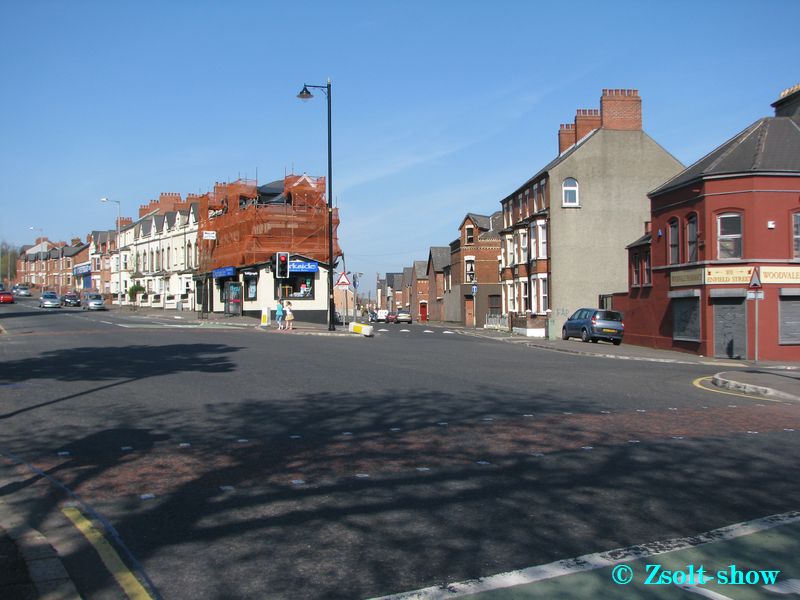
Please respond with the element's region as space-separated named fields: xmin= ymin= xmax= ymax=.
xmin=297 ymin=85 xmax=314 ymax=101
xmin=100 ymin=197 xmax=109 ymax=203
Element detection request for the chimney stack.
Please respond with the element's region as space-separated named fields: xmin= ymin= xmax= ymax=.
xmin=574 ymin=108 xmax=601 ymax=141
xmin=772 ymin=83 xmax=800 ymax=117
xmin=600 ymin=89 xmax=642 ymax=130
xmin=558 ymin=123 xmax=576 ymax=154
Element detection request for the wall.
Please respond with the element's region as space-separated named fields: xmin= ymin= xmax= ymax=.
xmin=549 ymin=128 xmax=684 ymax=323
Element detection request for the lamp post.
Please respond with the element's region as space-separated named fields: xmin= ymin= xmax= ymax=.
xmin=101 ymin=198 xmax=123 ymax=309
xmin=298 ymin=79 xmax=336 ymax=331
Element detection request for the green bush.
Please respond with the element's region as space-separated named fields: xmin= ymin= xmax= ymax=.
xmin=128 ymin=284 xmax=145 ymax=301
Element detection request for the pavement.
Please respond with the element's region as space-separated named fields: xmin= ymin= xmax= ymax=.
xmin=1 ymin=306 xmax=797 ymax=599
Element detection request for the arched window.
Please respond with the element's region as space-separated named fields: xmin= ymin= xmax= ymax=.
xmin=562 ymin=178 xmax=579 ymax=207
xmin=668 ymin=219 xmax=680 ymax=264
xmin=194 ymin=244 xmax=199 ymax=267
xmin=717 ymin=213 xmax=742 ymax=259
xmin=686 ymin=214 xmax=698 ymax=262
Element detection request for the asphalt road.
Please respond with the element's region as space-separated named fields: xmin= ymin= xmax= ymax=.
xmin=2 ymin=299 xmax=799 ymax=599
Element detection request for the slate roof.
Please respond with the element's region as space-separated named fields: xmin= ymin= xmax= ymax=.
xmin=504 ymin=129 xmax=602 ymax=201
xmin=413 ymin=260 xmax=427 ymax=279
xmin=153 ymin=215 xmax=165 ymax=231
xmin=258 ymin=179 xmax=284 ymax=196
xmin=651 ymin=116 xmax=800 ymax=197
xmin=165 ymin=212 xmax=177 ymax=229
xmin=139 ymin=220 xmax=152 ymax=237
xmin=386 ymin=272 xmax=403 ymax=290
xmin=402 ymin=266 xmax=414 ymax=287
xmin=478 ymin=211 xmax=504 ymax=241
xmin=467 ymin=213 xmax=491 ymax=230
xmin=429 ymin=247 xmax=450 ymax=272
xmin=68 ymin=242 xmax=88 ymax=255
xmin=626 ymin=233 xmax=652 ymax=249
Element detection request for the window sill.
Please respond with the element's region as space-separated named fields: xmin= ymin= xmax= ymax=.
xmin=561 ymin=204 xmax=581 ymax=208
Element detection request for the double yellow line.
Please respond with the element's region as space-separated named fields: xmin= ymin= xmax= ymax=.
xmin=62 ymin=506 xmax=154 ymax=600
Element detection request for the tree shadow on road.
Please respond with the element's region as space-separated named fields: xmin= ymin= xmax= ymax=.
xmin=0 ymin=344 xmax=241 ymax=420
xmin=3 ymin=383 xmax=799 ymax=600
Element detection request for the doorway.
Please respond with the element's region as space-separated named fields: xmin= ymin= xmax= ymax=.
xmin=713 ymin=298 xmax=746 ymax=359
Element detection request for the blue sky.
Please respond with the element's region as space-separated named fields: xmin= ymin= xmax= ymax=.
xmin=1 ymin=1 xmax=798 ymax=292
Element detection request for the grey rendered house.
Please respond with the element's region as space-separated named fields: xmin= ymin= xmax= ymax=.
xmin=499 ymin=88 xmax=684 ymax=336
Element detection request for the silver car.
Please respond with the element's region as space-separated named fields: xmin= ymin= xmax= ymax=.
xmin=39 ymin=291 xmax=61 ymax=308
xmin=82 ymin=293 xmax=106 ymax=311
xmin=15 ymin=285 xmax=31 ymax=297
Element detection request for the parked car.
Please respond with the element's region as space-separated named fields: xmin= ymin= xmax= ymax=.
xmin=386 ymin=312 xmax=398 ymax=323
xmin=61 ymin=292 xmax=81 ymax=307
xmin=38 ymin=291 xmax=61 ymax=308
xmin=562 ymin=308 xmax=624 ymax=345
xmin=82 ymin=293 xmax=106 ymax=311
xmin=15 ymin=285 xmax=31 ymax=297
xmin=394 ymin=309 xmax=412 ymax=324
xmin=376 ymin=309 xmax=388 ymax=322
xmin=0 ymin=291 xmax=14 ymax=304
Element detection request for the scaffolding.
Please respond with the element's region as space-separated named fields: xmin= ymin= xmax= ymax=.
xmin=196 ymin=174 xmax=341 ymax=273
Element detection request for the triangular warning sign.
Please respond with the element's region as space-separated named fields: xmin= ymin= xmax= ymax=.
xmin=335 ymin=272 xmax=351 ymax=287
xmin=749 ymin=267 xmax=761 ymax=288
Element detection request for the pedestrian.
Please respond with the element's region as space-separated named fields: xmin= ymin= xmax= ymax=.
xmin=275 ymin=300 xmax=284 ymax=330
xmin=285 ymin=301 xmax=294 ymax=331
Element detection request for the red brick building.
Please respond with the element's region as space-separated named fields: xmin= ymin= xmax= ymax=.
xmin=613 ymin=84 xmax=800 ymax=361
xmin=410 ymin=260 xmax=429 ymax=321
xmin=425 ymin=247 xmax=449 ymax=322
xmin=442 ymin=212 xmax=502 ymax=325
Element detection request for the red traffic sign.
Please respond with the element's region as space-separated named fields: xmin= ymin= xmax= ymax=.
xmin=335 ymin=272 xmax=351 ymax=288
xmin=748 ymin=267 xmax=761 ymax=289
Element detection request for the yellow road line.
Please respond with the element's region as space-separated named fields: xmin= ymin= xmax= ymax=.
xmin=62 ymin=506 xmax=153 ymax=600
xmin=692 ymin=376 xmax=784 ymax=402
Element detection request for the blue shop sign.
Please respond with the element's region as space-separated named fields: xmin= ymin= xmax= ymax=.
xmin=289 ymin=261 xmax=318 ymax=273
xmin=212 ymin=266 xmax=237 ymax=279
xmin=73 ymin=264 xmax=91 ymax=276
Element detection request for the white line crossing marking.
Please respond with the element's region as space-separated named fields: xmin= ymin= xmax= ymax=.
xmin=443 ymin=331 xmax=454 ymax=334
xmin=423 ymin=330 xmax=434 ymax=333
xmin=399 ymin=329 xmax=410 ymax=332
xmin=371 ymin=511 xmax=800 ymax=599
xmin=100 ymin=320 xmax=113 ymax=325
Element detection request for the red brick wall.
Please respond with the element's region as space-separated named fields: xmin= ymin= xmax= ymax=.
xmin=575 ymin=109 xmax=601 ymax=140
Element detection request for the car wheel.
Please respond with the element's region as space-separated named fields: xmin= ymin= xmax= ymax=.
xmin=591 ymin=338 xmax=598 ymax=343
xmin=613 ymin=339 xmax=622 ymax=346
xmin=561 ymin=328 xmax=569 ymax=340
xmin=581 ymin=329 xmax=590 ymax=343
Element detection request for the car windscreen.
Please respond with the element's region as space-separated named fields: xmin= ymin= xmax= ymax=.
xmin=595 ymin=310 xmax=622 ymax=321
xmin=87 ymin=294 xmax=102 ymax=300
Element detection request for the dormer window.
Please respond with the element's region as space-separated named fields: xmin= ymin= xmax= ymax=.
xmin=562 ymin=178 xmax=579 ymax=207
xmin=466 ymin=226 xmax=474 ymax=244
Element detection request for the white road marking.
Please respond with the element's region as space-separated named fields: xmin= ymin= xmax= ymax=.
xmin=400 ymin=329 xmax=410 ymax=332
xmin=179 ymin=443 xmax=191 ymax=448
xmin=140 ymin=493 xmax=155 ymax=501
xmin=443 ymin=331 xmax=454 ymax=334
xmin=371 ymin=510 xmax=800 ymax=599
xmin=423 ymin=330 xmax=434 ymax=333
xmin=378 ymin=329 xmax=389 ymax=332
xmin=679 ymin=585 xmax=735 ymax=599
xmin=100 ymin=320 xmax=113 ymax=325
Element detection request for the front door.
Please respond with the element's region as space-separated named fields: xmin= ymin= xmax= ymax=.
xmin=713 ymin=298 xmax=746 ymax=359
xmin=420 ymin=302 xmax=428 ymax=322
xmin=465 ymin=296 xmax=474 ymax=327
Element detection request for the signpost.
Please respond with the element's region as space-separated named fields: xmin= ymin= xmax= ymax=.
xmin=748 ymin=267 xmax=762 ymax=363
xmin=202 ymin=230 xmax=217 ymax=240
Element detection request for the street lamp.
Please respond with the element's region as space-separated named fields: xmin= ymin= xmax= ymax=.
xmin=101 ymin=198 xmax=123 ymax=309
xmin=297 ymin=79 xmax=336 ymax=331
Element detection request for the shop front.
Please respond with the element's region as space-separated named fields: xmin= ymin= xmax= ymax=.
xmin=73 ymin=264 xmax=92 ymax=291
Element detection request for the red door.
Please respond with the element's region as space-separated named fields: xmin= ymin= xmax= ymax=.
xmin=465 ymin=297 xmax=474 ymax=327
xmin=420 ymin=303 xmax=428 ymax=322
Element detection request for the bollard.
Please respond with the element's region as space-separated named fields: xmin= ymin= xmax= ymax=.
xmin=349 ymin=322 xmax=374 ymax=337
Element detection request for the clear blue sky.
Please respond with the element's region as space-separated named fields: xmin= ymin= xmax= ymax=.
xmin=1 ymin=0 xmax=798 ymax=292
